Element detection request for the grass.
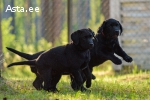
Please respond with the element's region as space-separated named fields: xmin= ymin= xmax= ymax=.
xmin=1 ymin=70 xmax=150 ymax=100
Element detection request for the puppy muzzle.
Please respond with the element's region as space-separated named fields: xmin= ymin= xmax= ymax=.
xmin=110 ymin=30 xmax=120 ymax=38
xmin=115 ymin=30 xmax=120 ymax=36
xmin=89 ymin=43 xmax=94 ymax=48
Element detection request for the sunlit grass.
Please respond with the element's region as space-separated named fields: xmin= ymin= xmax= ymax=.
xmin=1 ymin=67 xmax=150 ymax=100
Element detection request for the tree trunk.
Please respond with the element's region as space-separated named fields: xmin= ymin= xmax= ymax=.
xmin=51 ymin=0 xmax=62 ymax=45
xmin=67 ymin=0 xmax=72 ymax=43
xmin=24 ymin=0 xmax=32 ymax=44
xmin=10 ymin=0 xmax=15 ymax=34
xmin=41 ymin=0 xmax=62 ymax=45
xmin=101 ymin=0 xmax=110 ymax=19
xmin=0 ymin=0 xmax=3 ymax=78
xmin=3 ymin=0 xmax=15 ymax=34
xmin=41 ymin=0 xmax=51 ymax=42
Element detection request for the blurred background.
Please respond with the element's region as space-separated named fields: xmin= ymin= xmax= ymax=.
xmin=0 ymin=0 xmax=150 ymax=78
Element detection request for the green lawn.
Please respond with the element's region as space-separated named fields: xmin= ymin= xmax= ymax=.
xmin=0 ymin=70 xmax=150 ymax=100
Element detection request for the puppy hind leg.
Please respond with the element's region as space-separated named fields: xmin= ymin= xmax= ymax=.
xmin=40 ymin=69 xmax=52 ymax=92
xmin=33 ymin=74 xmax=43 ymax=90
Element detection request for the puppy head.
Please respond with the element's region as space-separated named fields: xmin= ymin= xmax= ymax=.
xmin=97 ymin=18 xmax=123 ymax=39
xmin=71 ymin=28 xmax=94 ymax=50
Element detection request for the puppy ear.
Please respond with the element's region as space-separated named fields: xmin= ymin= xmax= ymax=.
xmin=88 ymin=28 xmax=95 ymax=36
xmin=118 ymin=21 xmax=123 ymax=35
xmin=97 ymin=21 xmax=106 ymax=33
xmin=88 ymin=28 xmax=98 ymax=42
xmin=71 ymin=30 xmax=80 ymax=45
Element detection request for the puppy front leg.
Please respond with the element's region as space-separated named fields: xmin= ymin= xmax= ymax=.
xmin=114 ymin=44 xmax=133 ymax=62
xmin=106 ymin=53 xmax=122 ymax=65
xmin=82 ymin=66 xmax=92 ymax=88
xmin=70 ymin=75 xmax=78 ymax=91
xmin=71 ymin=70 xmax=83 ymax=91
xmin=89 ymin=67 xmax=96 ymax=79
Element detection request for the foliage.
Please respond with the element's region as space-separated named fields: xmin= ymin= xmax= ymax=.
xmin=2 ymin=36 xmax=52 ymax=79
xmin=2 ymin=18 xmax=15 ymax=53
xmin=1 ymin=17 xmax=52 ymax=78
xmin=0 ymin=0 xmax=3 ymax=11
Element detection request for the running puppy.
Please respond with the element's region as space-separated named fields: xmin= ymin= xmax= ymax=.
xmin=71 ymin=18 xmax=133 ymax=90
xmin=7 ymin=28 xmax=95 ymax=92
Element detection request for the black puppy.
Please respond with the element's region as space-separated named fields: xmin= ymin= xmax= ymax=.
xmin=7 ymin=28 xmax=95 ymax=92
xmin=89 ymin=18 xmax=132 ymax=69
xmin=71 ymin=18 xmax=133 ymax=89
xmin=7 ymin=48 xmax=90 ymax=91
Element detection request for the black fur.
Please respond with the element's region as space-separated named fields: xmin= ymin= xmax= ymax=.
xmin=71 ymin=18 xmax=133 ymax=90
xmin=89 ymin=18 xmax=132 ymax=67
xmin=7 ymin=28 xmax=95 ymax=92
xmin=7 ymin=18 xmax=133 ymax=91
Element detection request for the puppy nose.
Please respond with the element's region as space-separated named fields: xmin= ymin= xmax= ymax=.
xmin=115 ymin=30 xmax=120 ymax=35
xmin=89 ymin=43 xmax=94 ymax=48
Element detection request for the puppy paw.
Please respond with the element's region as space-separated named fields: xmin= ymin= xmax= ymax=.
xmin=86 ymin=83 xmax=91 ymax=88
xmin=91 ymin=74 xmax=96 ymax=80
xmin=71 ymin=80 xmax=78 ymax=90
xmin=86 ymin=80 xmax=91 ymax=88
xmin=112 ymin=58 xmax=122 ymax=65
xmin=123 ymin=56 xmax=133 ymax=62
xmin=81 ymin=86 xmax=87 ymax=92
xmin=33 ymin=80 xmax=43 ymax=90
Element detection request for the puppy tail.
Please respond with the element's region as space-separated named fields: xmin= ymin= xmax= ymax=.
xmin=6 ymin=47 xmax=32 ymax=60
xmin=6 ymin=47 xmax=44 ymax=60
xmin=7 ymin=60 xmax=36 ymax=68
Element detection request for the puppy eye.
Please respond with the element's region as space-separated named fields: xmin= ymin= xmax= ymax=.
xmin=84 ymin=35 xmax=92 ymax=39
xmin=110 ymin=24 xmax=113 ymax=27
xmin=108 ymin=25 xmax=112 ymax=28
xmin=84 ymin=36 xmax=88 ymax=39
xmin=89 ymin=35 xmax=92 ymax=38
xmin=115 ymin=24 xmax=118 ymax=26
